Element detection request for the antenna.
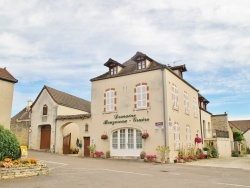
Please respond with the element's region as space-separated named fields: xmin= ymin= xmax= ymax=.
xmin=172 ymin=60 xmax=182 ymax=66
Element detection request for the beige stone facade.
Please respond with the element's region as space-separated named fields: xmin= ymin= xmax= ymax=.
xmin=29 ymin=86 xmax=91 ymax=154
xmin=89 ymin=52 xmax=202 ymax=162
xmin=0 ymin=68 xmax=18 ymax=129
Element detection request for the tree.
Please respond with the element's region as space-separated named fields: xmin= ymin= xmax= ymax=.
xmin=233 ymin=130 xmax=245 ymax=142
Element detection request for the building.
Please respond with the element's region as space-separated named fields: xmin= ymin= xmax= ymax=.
xmin=29 ymin=86 xmax=91 ymax=154
xmin=10 ymin=100 xmax=32 ymax=146
xmin=229 ymin=120 xmax=250 ymax=149
xmin=89 ymin=52 xmax=203 ymax=162
xmin=0 ymin=67 xmax=18 ymax=129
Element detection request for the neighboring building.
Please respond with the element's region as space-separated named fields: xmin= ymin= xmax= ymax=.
xmin=29 ymin=86 xmax=91 ymax=154
xmin=229 ymin=120 xmax=250 ymax=149
xmin=210 ymin=113 xmax=233 ymax=157
xmin=89 ymin=52 xmax=203 ymax=162
xmin=0 ymin=67 xmax=18 ymax=129
xmin=10 ymin=100 xmax=32 ymax=146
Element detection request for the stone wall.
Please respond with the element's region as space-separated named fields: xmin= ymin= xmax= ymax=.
xmin=10 ymin=121 xmax=30 ymax=146
xmin=211 ymin=114 xmax=228 ymax=132
xmin=0 ymin=166 xmax=50 ymax=179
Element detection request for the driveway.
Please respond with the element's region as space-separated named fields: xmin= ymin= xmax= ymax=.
xmin=1 ymin=151 xmax=250 ymax=188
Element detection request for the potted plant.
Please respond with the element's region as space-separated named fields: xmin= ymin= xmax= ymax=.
xmin=94 ymin=151 xmax=104 ymax=158
xmin=106 ymin=150 xmax=111 ymax=158
xmin=142 ymin=132 xmax=149 ymax=139
xmin=87 ymin=144 xmax=96 ymax=158
xmin=145 ymin=155 xmax=157 ymax=162
xmin=156 ymin=145 xmax=170 ymax=163
xmin=140 ymin=151 xmax=146 ymax=159
xmin=101 ymin=134 xmax=108 ymax=139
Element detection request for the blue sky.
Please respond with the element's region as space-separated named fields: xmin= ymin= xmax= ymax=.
xmin=1 ymin=0 xmax=249 ymax=120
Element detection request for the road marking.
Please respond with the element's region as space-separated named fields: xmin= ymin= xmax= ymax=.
xmin=39 ymin=160 xmax=68 ymax=170
xmin=214 ymin=182 xmax=250 ymax=187
xmin=100 ymin=168 xmax=153 ymax=176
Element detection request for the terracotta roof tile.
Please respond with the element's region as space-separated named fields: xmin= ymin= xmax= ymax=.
xmin=229 ymin=120 xmax=250 ymax=133
xmin=11 ymin=107 xmax=30 ymax=122
xmin=0 ymin=67 xmax=18 ymax=83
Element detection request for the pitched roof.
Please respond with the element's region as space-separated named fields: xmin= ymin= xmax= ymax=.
xmin=11 ymin=107 xmax=30 ymax=122
xmin=229 ymin=120 xmax=250 ymax=134
xmin=31 ymin=86 xmax=91 ymax=113
xmin=0 ymin=67 xmax=18 ymax=83
xmin=91 ymin=52 xmax=166 ymax=81
xmin=90 ymin=52 xmax=199 ymax=92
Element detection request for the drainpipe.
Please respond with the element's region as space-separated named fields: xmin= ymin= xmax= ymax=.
xmin=199 ymin=105 xmax=204 ymax=144
xmin=161 ymin=67 xmax=169 ymax=148
xmin=53 ymin=105 xmax=58 ymax=153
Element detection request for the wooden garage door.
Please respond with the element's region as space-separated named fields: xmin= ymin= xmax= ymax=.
xmin=63 ymin=133 xmax=71 ymax=154
xmin=40 ymin=125 xmax=51 ymax=149
xmin=84 ymin=137 xmax=90 ymax=157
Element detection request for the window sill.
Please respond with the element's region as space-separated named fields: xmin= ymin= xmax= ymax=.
xmin=172 ymin=105 xmax=179 ymax=111
xmin=133 ymin=107 xmax=151 ymax=111
xmin=103 ymin=111 xmax=118 ymax=114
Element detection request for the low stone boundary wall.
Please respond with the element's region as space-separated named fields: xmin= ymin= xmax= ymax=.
xmin=0 ymin=166 xmax=50 ymax=180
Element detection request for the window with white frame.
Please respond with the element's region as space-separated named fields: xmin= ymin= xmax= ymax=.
xmin=172 ymin=84 xmax=178 ymax=109
xmin=193 ymin=97 xmax=198 ymax=117
xmin=186 ymin=125 xmax=191 ymax=147
xmin=138 ymin=60 xmax=146 ymax=70
xmin=110 ymin=66 xmax=117 ymax=75
xmin=136 ymin=85 xmax=147 ymax=108
xmin=184 ymin=92 xmax=189 ymax=114
xmin=174 ymin=123 xmax=180 ymax=150
xmin=105 ymin=90 xmax=115 ymax=112
xmin=112 ymin=131 xmax=118 ymax=149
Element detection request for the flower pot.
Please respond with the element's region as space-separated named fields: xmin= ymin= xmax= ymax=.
xmin=90 ymin=152 xmax=94 ymax=158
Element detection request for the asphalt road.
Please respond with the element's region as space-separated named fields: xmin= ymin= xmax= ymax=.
xmin=1 ymin=151 xmax=250 ymax=188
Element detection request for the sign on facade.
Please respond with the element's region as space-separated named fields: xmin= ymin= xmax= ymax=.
xmin=20 ymin=146 xmax=28 ymax=157
xmin=155 ymin=122 xmax=163 ymax=129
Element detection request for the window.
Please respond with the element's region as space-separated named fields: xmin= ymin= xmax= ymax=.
xmin=128 ymin=129 xmax=134 ymax=149
xmin=112 ymin=131 xmax=118 ymax=149
xmin=120 ymin=129 xmax=126 ymax=149
xmin=186 ymin=125 xmax=191 ymax=147
xmin=110 ymin=67 xmax=117 ymax=75
xmin=43 ymin=104 xmax=48 ymax=115
xmin=172 ymin=84 xmax=178 ymax=109
xmin=193 ymin=97 xmax=198 ymax=117
xmin=138 ymin=60 xmax=146 ymax=70
xmin=136 ymin=130 xmax=142 ymax=149
xmin=174 ymin=123 xmax=180 ymax=150
xmin=105 ymin=89 xmax=116 ymax=112
xmin=184 ymin=92 xmax=189 ymax=114
xmin=135 ymin=84 xmax=149 ymax=109
xmin=85 ymin=124 xmax=89 ymax=132
xmin=208 ymin=122 xmax=211 ymax=133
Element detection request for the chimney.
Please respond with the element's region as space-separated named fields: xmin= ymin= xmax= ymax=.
xmin=26 ymin=100 xmax=33 ymax=111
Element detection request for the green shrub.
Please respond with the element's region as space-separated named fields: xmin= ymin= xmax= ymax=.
xmin=233 ymin=130 xmax=245 ymax=142
xmin=247 ymin=147 xmax=250 ymax=154
xmin=232 ymin=150 xmax=239 ymax=157
xmin=0 ymin=125 xmax=21 ymax=160
xmin=211 ymin=147 xmax=219 ymax=158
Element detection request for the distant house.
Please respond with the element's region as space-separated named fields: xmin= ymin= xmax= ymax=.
xmin=0 ymin=67 xmax=18 ymax=129
xmin=229 ymin=120 xmax=250 ymax=149
xmin=29 ymin=86 xmax=91 ymax=154
xmin=10 ymin=100 xmax=32 ymax=146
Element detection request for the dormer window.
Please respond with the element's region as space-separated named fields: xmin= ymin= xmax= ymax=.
xmin=138 ymin=60 xmax=146 ymax=70
xmin=110 ymin=66 xmax=117 ymax=75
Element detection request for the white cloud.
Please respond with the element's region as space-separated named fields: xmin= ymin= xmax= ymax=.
xmin=0 ymin=0 xmax=249 ymax=118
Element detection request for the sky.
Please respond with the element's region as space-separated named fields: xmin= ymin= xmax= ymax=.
xmin=1 ymin=0 xmax=250 ymax=120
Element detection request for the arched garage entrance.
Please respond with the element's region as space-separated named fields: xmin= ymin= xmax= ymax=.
xmin=61 ymin=122 xmax=79 ymax=154
xmin=111 ymin=128 xmax=142 ymax=156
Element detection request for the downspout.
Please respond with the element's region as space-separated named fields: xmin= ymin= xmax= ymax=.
xmin=199 ymin=106 xmax=204 ymax=144
xmin=161 ymin=67 xmax=169 ymax=148
xmin=53 ymin=105 xmax=58 ymax=153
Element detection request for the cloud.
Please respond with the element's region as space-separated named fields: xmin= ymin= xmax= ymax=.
xmin=0 ymin=0 xmax=249 ymax=118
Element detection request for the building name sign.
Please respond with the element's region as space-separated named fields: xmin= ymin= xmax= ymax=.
xmin=103 ymin=114 xmax=149 ymax=125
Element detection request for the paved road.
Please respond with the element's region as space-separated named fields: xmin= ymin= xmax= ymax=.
xmin=1 ymin=151 xmax=250 ymax=188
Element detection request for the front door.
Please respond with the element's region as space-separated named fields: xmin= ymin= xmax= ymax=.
xmin=84 ymin=137 xmax=90 ymax=157
xmin=40 ymin=125 xmax=51 ymax=149
xmin=63 ymin=133 xmax=71 ymax=154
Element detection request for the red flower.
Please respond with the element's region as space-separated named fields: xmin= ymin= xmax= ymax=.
xmin=101 ymin=134 xmax=108 ymax=139
xmin=142 ymin=133 xmax=149 ymax=139
xmin=195 ymin=137 xmax=202 ymax=143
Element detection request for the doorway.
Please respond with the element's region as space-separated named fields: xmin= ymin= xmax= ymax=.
xmin=40 ymin=125 xmax=51 ymax=150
